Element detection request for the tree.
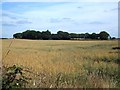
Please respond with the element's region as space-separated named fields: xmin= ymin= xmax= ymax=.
xmin=85 ymin=33 xmax=90 ymax=39
xmin=57 ymin=31 xmax=70 ymax=40
xmin=36 ymin=31 xmax=42 ymax=39
xmin=41 ymin=30 xmax=51 ymax=40
xmin=111 ymin=37 xmax=116 ymax=40
xmin=13 ymin=30 xmax=111 ymax=40
xmin=13 ymin=33 xmax=22 ymax=39
xmin=51 ymin=34 xmax=59 ymax=40
xmin=90 ymin=33 xmax=99 ymax=39
xmin=22 ymin=30 xmax=38 ymax=39
xmin=79 ymin=34 xmax=85 ymax=39
xmin=99 ymin=31 xmax=110 ymax=40
xmin=70 ymin=33 xmax=79 ymax=38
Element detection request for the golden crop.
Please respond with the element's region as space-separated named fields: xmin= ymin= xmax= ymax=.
xmin=2 ymin=39 xmax=119 ymax=88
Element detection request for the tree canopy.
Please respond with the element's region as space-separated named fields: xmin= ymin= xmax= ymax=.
xmin=13 ymin=30 xmax=111 ymax=40
xmin=99 ymin=31 xmax=110 ymax=40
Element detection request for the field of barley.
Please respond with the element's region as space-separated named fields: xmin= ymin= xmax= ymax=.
xmin=2 ymin=39 xmax=119 ymax=88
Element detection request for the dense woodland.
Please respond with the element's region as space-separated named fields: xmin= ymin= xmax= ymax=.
xmin=13 ymin=30 xmax=114 ymax=40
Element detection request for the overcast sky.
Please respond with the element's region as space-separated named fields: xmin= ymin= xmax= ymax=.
xmin=1 ymin=1 xmax=119 ymax=38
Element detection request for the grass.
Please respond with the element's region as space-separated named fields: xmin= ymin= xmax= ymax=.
xmin=2 ymin=39 xmax=119 ymax=88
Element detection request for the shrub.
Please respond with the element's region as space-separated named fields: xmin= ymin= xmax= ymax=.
xmin=2 ymin=65 xmax=30 ymax=89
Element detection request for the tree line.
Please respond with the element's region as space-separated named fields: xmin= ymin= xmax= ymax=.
xmin=13 ymin=30 xmax=112 ymax=40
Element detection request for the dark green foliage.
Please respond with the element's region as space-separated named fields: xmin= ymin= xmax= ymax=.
xmin=13 ymin=33 xmax=22 ymax=39
xmin=2 ymin=65 xmax=30 ymax=89
xmin=111 ymin=37 xmax=116 ymax=40
xmin=57 ymin=31 xmax=70 ymax=40
xmin=90 ymin=33 xmax=99 ymax=39
xmin=79 ymin=33 xmax=85 ymax=38
xmin=22 ymin=30 xmax=39 ymax=39
xmin=70 ymin=33 xmax=79 ymax=38
xmin=51 ymin=34 xmax=59 ymax=40
xmin=99 ymin=31 xmax=110 ymax=40
xmin=13 ymin=30 xmax=112 ymax=40
xmin=41 ymin=30 xmax=51 ymax=40
xmin=84 ymin=33 xmax=90 ymax=39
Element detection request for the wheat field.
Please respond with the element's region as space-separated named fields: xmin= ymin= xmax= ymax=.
xmin=2 ymin=39 xmax=119 ymax=88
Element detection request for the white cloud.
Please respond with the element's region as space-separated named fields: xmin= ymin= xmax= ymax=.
xmin=2 ymin=2 xmax=118 ymax=38
xmin=21 ymin=2 xmax=117 ymax=28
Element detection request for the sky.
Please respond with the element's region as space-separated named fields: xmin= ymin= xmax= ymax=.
xmin=1 ymin=1 xmax=119 ymax=38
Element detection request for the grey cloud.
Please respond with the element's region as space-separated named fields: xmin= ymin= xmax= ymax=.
xmin=104 ymin=7 xmax=120 ymax=12
xmin=63 ymin=18 xmax=72 ymax=20
xmin=110 ymin=8 xmax=118 ymax=11
xmin=16 ymin=20 xmax=32 ymax=24
xmin=103 ymin=10 xmax=108 ymax=12
xmin=50 ymin=17 xmax=73 ymax=23
xmin=2 ymin=23 xmax=16 ymax=26
xmin=2 ymin=12 xmax=28 ymax=20
xmin=2 ymin=13 xmax=18 ymax=20
xmin=77 ymin=6 xmax=82 ymax=9
xmin=88 ymin=21 xmax=104 ymax=25
xmin=50 ymin=18 xmax=61 ymax=23
xmin=2 ymin=19 xmax=32 ymax=27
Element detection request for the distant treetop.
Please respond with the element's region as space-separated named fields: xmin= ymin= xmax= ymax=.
xmin=13 ymin=30 xmax=111 ymax=40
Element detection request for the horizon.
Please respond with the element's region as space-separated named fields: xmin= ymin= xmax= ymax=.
xmin=1 ymin=1 xmax=119 ymax=38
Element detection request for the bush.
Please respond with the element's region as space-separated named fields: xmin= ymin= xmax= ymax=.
xmin=2 ymin=65 xmax=30 ymax=89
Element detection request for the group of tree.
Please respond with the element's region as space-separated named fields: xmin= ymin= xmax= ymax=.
xmin=13 ymin=30 xmax=112 ymax=40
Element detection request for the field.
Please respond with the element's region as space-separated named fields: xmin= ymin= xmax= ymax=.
xmin=2 ymin=39 xmax=119 ymax=88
